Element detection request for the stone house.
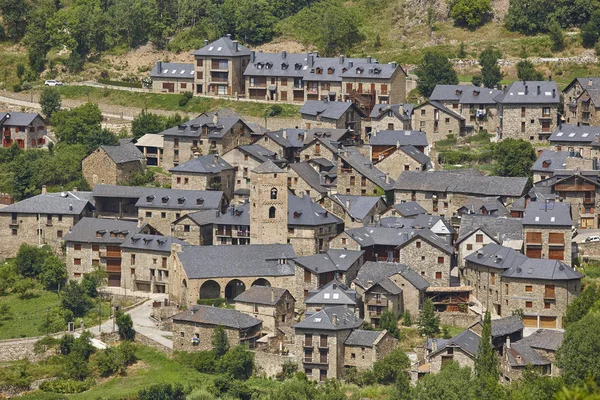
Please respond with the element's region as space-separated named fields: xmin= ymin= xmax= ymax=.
xmin=562 ymin=77 xmax=600 ymax=126
xmin=495 ymin=80 xmax=559 ymax=142
xmin=221 ymin=144 xmax=281 ymax=196
xmin=344 ymin=330 xmax=398 ymax=371
xmin=120 ymin=233 xmax=187 ymax=293
xmin=323 ymin=194 xmax=388 ymax=229
xmin=375 ymin=144 xmax=431 ymax=177
xmin=363 ymin=104 xmax=413 ymax=137
xmin=393 ymin=170 xmax=529 ymax=217
xmin=382 ymin=201 xmax=427 ymax=218
xmin=149 ymin=61 xmax=195 ymax=94
xmin=293 ymin=306 xmax=363 ymax=381
xmin=293 ymin=249 xmax=365 ymax=301
xmin=296 ymin=130 xmax=359 ymax=163
xmin=0 ymin=112 xmax=47 ymax=149
xmin=531 ymin=150 xmax=586 ymax=182
xmin=82 ymin=142 xmax=145 ymax=188
xmin=299 ymin=100 xmax=364 ymax=133
xmin=455 ymin=197 xmax=509 ymax=220
xmin=0 ymin=189 xmax=94 ymax=258
xmin=368 ymin=129 xmax=429 ymax=162
xmin=170 ymin=209 xmax=218 ymax=245
xmin=462 ymin=243 xmax=582 ymax=327
xmin=135 ymin=133 xmax=164 ymax=167
xmin=161 ymin=111 xmax=254 ymax=170
xmin=455 ymin=215 xmax=523 ymax=268
xmin=63 ymin=217 xmax=139 ymax=286
xmin=233 ymin=286 xmax=295 ymax=335
xmin=287 ymin=161 xmax=334 ymax=202
xmin=429 ymin=84 xmax=501 ymax=134
xmin=304 ymin=279 xmax=359 ymax=312
xmin=353 ymin=261 xmax=429 ymax=326
xmin=412 ymin=101 xmax=468 ymax=144
xmin=171 ymin=305 xmax=262 ymax=352
xmin=169 ymin=243 xmax=297 ymax=305
xmin=522 ymin=201 xmax=572 ymax=262
xmin=547 ymin=124 xmax=600 ymax=161
xmin=334 ymin=146 xmax=394 ymax=196
xmin=169 ymin=154 xmax=235 ymax=200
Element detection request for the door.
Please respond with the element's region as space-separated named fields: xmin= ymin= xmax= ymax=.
xmin=108 ymin=273 xmax=121 ymax=287
xmin=526 ymin=247 xmax=542 ymax=258
xmin=523 ymin=315 xmax=538 ymax=328
xmin=162 ymin=82 xmax=175 ymax=93
xmin=540 ymin=316 xmax=557 ymax=328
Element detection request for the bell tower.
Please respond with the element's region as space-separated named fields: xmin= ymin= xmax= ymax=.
xmin=249 ymin=160 xmax=288 ymax=244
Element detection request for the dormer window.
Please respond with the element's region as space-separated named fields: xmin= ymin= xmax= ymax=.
xmin=256 ymin=63 xmax=263 ymax=69
xmin=294 ymin=63 xmax=302 ymax=70
xmin=316 ymin=67 xmax=323 ymax=74
xmin=542 ymin=160 xmax=550 ymax=168
xmin=373 ymin=68 xmax=381 ymax=74
xmin=146 ymin=195 xmax=155 ymax=203
xmin=96 ymin=230 xmax=106 ymax=238
xmin=328 ymin=67 xmax=334 ymax=74
xmin=178 ymin=197 xmax=186 ymax=205
xmin=293 ymin=211 xmax=302 ymax=219
xmin=157 ymin=239 xmax=165 ymax=246
xmin=356 ymin=67 xmax=363 ymax=74
xmin=110 ymin=231 xmax=118 ymax=238
xmin=282 ymin=63 xmax=289 ymax=70
xmin=143 ymin=238 xmax=152 ymax=244
xmin=265 ymin=62 xmax=273 ymax=69
xmin=342 ymin=68 xmax=347 ymax=73
xmin=162 ymin=196 xmax=169 ymax=204
xmin=197 ymin=198 xmax=204 ymax=205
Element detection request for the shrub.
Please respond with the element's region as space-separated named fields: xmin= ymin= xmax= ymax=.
xmin=116 ymin=309 xmax=135 ymax=341
xmin=196 ymin=298 xmax=227 ymax=307
xmin=402 ymin=311 xmax=412 ymax=326
xmin=139 ymin=383 xmax=186 ymax=400
xmin=94 ymin=342 xmax=136 ymax=377
xmin=179 ymin=91 xmax=193 ymax=107
xmin=40 ymin=378 xmax=94 ymax=394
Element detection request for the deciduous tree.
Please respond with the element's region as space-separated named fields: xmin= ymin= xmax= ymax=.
xmin=415 ymin=51 xmax=458 ymax=97
xmin=418 ymin=298 xmax=440 ymax=336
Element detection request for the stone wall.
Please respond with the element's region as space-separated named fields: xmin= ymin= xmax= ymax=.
xmin=254 ymin=351 xmax=298 ymax=377
xmin=375 ymin=147 xmax=427 ymax=179
xmin=399 ymin=238 xmax=451 ymax=287
xmin=0 ymin=337 xmax=52 ymax=363
xmin=437 ymin=311 xmax=480 ymax=328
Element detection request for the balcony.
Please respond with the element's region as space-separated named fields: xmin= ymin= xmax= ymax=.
xmin=210 ymin=77 xmax=229 ymax=83
xmin=367 ymin=298 xmax=388 ymax=307
xmin=100 ymin=251 xmax=122 ymax=259
xmin=211 ymin=62 xmax=229 ymax=71
xmin=237 ymin=230 xmax=250 ymax=237
xmin=584 ymin=197 xmax=595 ymax=205
xmin=555 ymin=183 xmax=596 ymax=192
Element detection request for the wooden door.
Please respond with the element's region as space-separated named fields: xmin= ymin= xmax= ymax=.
xmin=523 ymin=315 xmax=538 ymax=328
xmin=108 ymin=273 xmax=121 ymax=287
xmin=540 ymin=316 xmax=557 ymax=328
xmin=526 ymin=247 xmax=542 ymax=258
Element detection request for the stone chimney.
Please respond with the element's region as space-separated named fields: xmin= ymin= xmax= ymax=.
xmin=282 ymin=50 xmax=287 ymax=59
xmin=340 ymin=55 xmax=345 ymax=64
xmin=214 ymin=154 xmax=219 ymax=164
xmin=271 ymin=288 xmax=275 ymax=304
xmin=204 ymin=39 xmax=208 ymax=46
xmin=157 ymin=60 xmax=162 ymax=72
xmin=226 ymin=33 xmax=232 ymax=39
xmin=506 ymin=336 xmax=511 ymax=349
xmin=41 ymin=185 xmax=47 ymax=194
xmin=314 ymin=51 xmax=319 ymax=58
xmin=367 ymin=56 xmax=372 ymax=64
xmin=525 ymin=85 xmax=528 ymax=95
xmin=213 ymin=112 xmax=218 ymax=125
xmin=391 ymin=62 xmax=397 ymax=69
xmin=308 ymin=54 xmax=315 ymax=67
xmin=553 ymin=89 xmax=556 ymax=98
xmin=282 ymin=129 xmax=287 ymax=139
xmin=537 ymin=85 xmax=541 ymax=96
xmin=589 ymin=78 xmax=594 ymax=87
xmin=251 ymin=51 xmax=256 ymax=63
xmin=332 ymin=313 xmax=338 ymax=326
xmin=345 ymin=199 xmax=350 ymax=210
xmin=233 ymin=40 xmax=239 ymax=52
xmin=72 ymin=187 xmax=77 ymax=192
xmin=431 ymin=339 xmax=438 ymax=352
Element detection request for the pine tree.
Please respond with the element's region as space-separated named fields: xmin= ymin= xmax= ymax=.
xmin=418 ymin=298 xmax=440 ymax=336
xmin=479 ymin=46 xmax=503 ymax=88
xmin=212 ymin=325 xmax=230 ymax=357
xmin=474 ymin=311 xmax=499 ymax=380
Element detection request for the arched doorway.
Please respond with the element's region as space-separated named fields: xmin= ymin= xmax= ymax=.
xmin=252 ymin=278 xmax=271 ymax=287
xmin=225 ymin=279 xmax=246 ymax=300
xmin=199 ymin=280 xmax=221 ymax=299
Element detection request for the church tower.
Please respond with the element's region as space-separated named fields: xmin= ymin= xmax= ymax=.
xmin=249 ymin=160 xmax=288 ymax=244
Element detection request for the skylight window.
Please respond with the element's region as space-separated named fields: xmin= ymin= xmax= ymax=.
xmin=545 ymin=91 xmax=552 ymax=95
xmin=324 ymin=293 xmax=331 ymax=299
xmin=217 ymin=47 xmax=222 ymax=51
xmin=569 ymin=133 xmax=576 ymax=137
xmin=180 ymin=70 xmax=185 ymax=74
xmin=535 ymin=216 xmax=540 ymax=221
xmin=332 ymin=293 xmax=340 ymax=299
xmin=551 ymin=217 xmax=556 ymax=222
xmin=162 ymin=69 xmax=168 ymax=73
xmin=339 ymin=254 xmax=347 ymax=258
xmin=171 ymin=70 xmax=176 ymax=73
xmin=583 ymin=133 xmax=589 ymax=137
xmin=314 ymin=318 xmax=321 ymax=322
xmin=208 ymin=46 xmax=214 ymax=51
xmin=556 ymin=132 xmax=564 ymax=137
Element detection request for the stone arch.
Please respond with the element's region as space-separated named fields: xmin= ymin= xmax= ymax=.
xmin=269 ymin=206 xmax=276 ymax=218
xmin=252 ymin=278 xmax=271 ymax=287
xmin=225 ymin=279 xmax=246 ymax=300
xmin=199 ymin=280 xmax=221 ymax=299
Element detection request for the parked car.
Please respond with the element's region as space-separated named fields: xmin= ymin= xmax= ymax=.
xmin=44 ymin=80 xmax=63 ymax=86
xmin=585 ymin=236 xmax=600 ymax=243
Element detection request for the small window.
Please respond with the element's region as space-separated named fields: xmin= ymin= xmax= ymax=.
xmin=271 ymin=188 xmax=278 ymax=200
xmin=11 ymin=229 xmax=17 ymax=235
xmin=466 ymin=244 xmax=473 ymax=251
xmin=435 ymin=272 xmax=442 ymax=279
xmin=92 ymin=245 xmax=100 ymax=252
xmin=146 ymin=211 xmax=152 ymax=218
xmin=437 ymin=256 xmax=444 ymax=264
xmin=475 ymin=234 xmax=483 ymax=243
xmin=545 ymin=302 xmax=551 ymax=309
xmin=131 ymin=254 xmax=136 ymax=265
xmin=57 ymin=230 xmax=63 ymax=238
xmin=416 ymin=241 xmax=421 ymax=248
xmin=525 ymin=285 xmax=533 ymax=292
xmin=74 ymin=258 xmax=81 ymax=265
xmin=525 ymin=301 xmax=533 ymax=308
xmin=341 ymin=238 xmax=347 ymax=245
xmin=74 ymin=243 xmax=82 ymax=251
xmin=184 ymin=225 xmax=190 ymax=232
xmin=269 ymin=206 xmax=276 ymax=219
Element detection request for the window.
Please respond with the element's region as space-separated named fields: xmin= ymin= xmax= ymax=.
xmin=176 ymin=177 xmax=181 ymax=184
xmin=131 ymin=254 xmax=136 ymax=265
xmin=416 ymin=241 xmax=421 ymax=249
xmin=162 ymin=257 xmax=167 ymax=268
xmin=545 ymin=302 xmax=551 ymax=309
xmin=74 ymin=258 xmax=81 ymax=265
xmin=525 ymin=285 xmax=533 ymax=292
xmin=341 ymin=238 xmax=347 ymax=245
xmin=505 ymin=284 xmax=509 ymax=295
xmin=74 ymin=244 xmax=82 ymax=251
xmin=476 ymin=234 xmax=483 ymax=243
xmin=57 ymin=230 xmax=63 ymax=238
xmin=435 ymin=272 xmax=442 ymax=279
xmin=269 ymin=206 xmax=276 ymax=219
xmin=304 ymin=269 xmax=311 ymax=283
xmin=521 ymin=107 xmax=526 ymax=117
xmin=92 ymin=245 xmax=99 ymax=251
xmin=437 ymin=256 xmax=444 ymax=264
xmin=270 ymin=188 xmax=278 ymax=200
xmin=544 ymin=285 xmax=555 ymax=299
xmin=350 ymin=176 xmax=356 ymax=186
xmin=491 ymin=272 xmax=496 ymax=285
xmin=146 ymin=211 xmax=152 ymax=218
xmin=466 ymin=244 xmax=473 ymax=251
xmin=184 ymin=225 xmax=190 ymax=232
xmin=421 ymin=109 xmax=426 ymax=116
xmin=11 ymin=228 xmax=17 ymax=235
xmin=184 ymin=178 xmax=189 ymax=184
xmin=161 ymin=212 xmax=167 ymax=219
xmin=521 ymin=121 xmax=526 ymax=133
xmin=525 ymin=301 xmax=533 ymax=308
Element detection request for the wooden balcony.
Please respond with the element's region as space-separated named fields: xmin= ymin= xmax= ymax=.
xmin=369 ymin=311 xmax=383 ymax=318
xmin=555 ymin=183 xmax=596 ymax=192
xmin=100 ymin=251 xmax=122 ymax=259
xmin=367 ymin=298 xmax=388 ymax=307
xmin=9 ymin=220 xmax=18 ymax=227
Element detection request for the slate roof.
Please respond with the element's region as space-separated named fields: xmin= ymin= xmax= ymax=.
xmin=414 ymin=100 xmax=466 ymax=121
xmin=464 ymin=242 xmax=528 ymax=270
xmin=393 ymin=170 xmax=529 ymax=197
xmin=192 ymin=35 xmax=251 ymax=57
xmin=253 ymin=159 xmax=285 ymax=174
xmin=518 ymin=329 xmax=563 ymax=351
xmin=135 ymin=189 xmax=223 ymax=210
xmin=345 ymin=330 xmax=386 ymax=347
xmin=548 ymin=124 xmax=600 ymax=144
xmin=410 ymin=214 xmax=455 ymax=234
xmin=233 ymin=286 xmax=291 ymax=306
xmin=149 ymin=61 xmax=195 ymax=79
xmin=340 ymin=63 xmax=402 ymax=79
xmin=100 ymin=142 xmax=144 ymax=164
xmin=0 ymin=192 xmax=94 ymax=215
xmin=171 ymin=305 xmax=261 ymax=330
xmin=392 ymin=201 xmax=427 ymax=217
xmin=338 ymin=147 xmax=393 ymax=190
xmin=572 ymin=77 xmax=600 ymax=106
xmin=299 ymin=100 xmax=356 ymax=121
xmin=502 ymin=258 xmax=583 ymax=281
xmin=494 ymin=81 xmax=559 ymax=104
xmin=0 ymin=112 xmax=44 ymax=127
xmin=522 ymin=201 xmax=572 ymax=227
xmin=430 ymin=84 xmax=502 ymax=105
xmin=294 ymin=249 xmax=364 ymax=274
xmin=305 ymin=279 xmax=359 ymax=306
xmin=344 ymin=226 xmax=452 ymax=253
xmin=178 ymin=244 xmax=296 ymax=279
xmin=215 ymin=202 xmax=250 ymax=226
xmin=331 ymin=194 xmax=384 ymax=221
xmin=135 ymin=133 xmax=164 ymax=149
xmin=532 ymin=150 xmax=570 ymax=173
xmin=288 ymin=194 xmax=343 ymax=226
xmin=506 ymin=342 xmax=550 ymax=367
xmin=456 ymin=215 xmax=523 ymax=244
xmin=236 ymin=144 xmax=278 ymax=163
xmin=432 ymin=329 xmax=481 ymax=357
xmin=399 ymin=145 xmax=431 ymax=165
xmin=294 ymin=305 xmax=362 ymax=331
xmin=457 ymin=197 xmax=508 ymax=217
xmin=369 ymin=130 xmax=429 ymax=147
xmin=169 ymin=155 xmax=234 ymax=174
xmin=120 ymin=234 xmax=187 ymax=253
xmin=354 ymin=261 xmax=430 ymax=291
xmin=369 ymin=104 xmax=412 ymax=120
xmin=489 ymin=315 xmax=524 ymax=337
xmin=62 ymin=217 xmax=138 ymax=244
xmin=160 ymin=111 xmax=244 ymax=140
xmin=288 ymin=162 xmax=329 ymax=194
xmin=267 ymin=128 xmax=350 ymax=149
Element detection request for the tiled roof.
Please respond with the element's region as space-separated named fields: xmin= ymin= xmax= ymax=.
xmin=0 ymin=112 xmax=44 ymax=127
xmin=305 ymin=279 xmax=359 ymax=306
xmin=392 ymin=201 xmax=427 ymax=217
xmin=414 ymin=100 xmax=466 ymax=121
xmin=100 ymin=142 xmax=144 ymax=164
xmin=518 ymin=329 xmax=563 ymax=351
xmin=369 ymin=104 xmax=412 ymax=120
xmin=288 ymin=162 xmax=329 ymax=194
xmin=235 ymin=144 xmax=278 ymax=163
xmin=548 ymin=124 xmax=600 ymax=144
xmin=299 ymin=100 xmax=356 ymax=121
xmin=120 ymin=234 xmax=187 ymax=253
xmin=171 ymin=305 xmax=261 ymax=330
xmin=234 ymin=286 xmax=292 ymax=306
xmin=369 ymin=130 xmax=428 ymax=147
xmin=294 ymin=249 xmax=364 ymax=274
xmin=134 ymin=189 xmax=223 ymax=210
xmin=253 ymin=159 xmax=285 ymax=174
xmin=502 ymin=258 xmax=583 ymax=281
xmin=399 ymin=145 xmax=431 ymax=165
xmin=532 ymin=150 xmax=570 ymax=173
xmin=354 ymin=261 xmax=430 ymax=291
xmin=464 ymin=243 xmax=528 ymax=270
xmin=267 ymin=128 xmax=350 ymax=149
xmin=288 ymin=194 xmax=343 ymax=227
xmin=340 ymin=63 xmax=403 ymax=79
xmin=160 ymin=111 xmax=244 ymax=139
xmin=331 ymin=194 xmax=384 ymax=220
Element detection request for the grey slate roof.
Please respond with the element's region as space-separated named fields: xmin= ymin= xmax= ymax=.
xmin=267 ymin=128 xmax=350 ymax=149
xmin=414 ymin=100 xmax=465 ymax=121
xmin=288 ymin=194 xmax=343 ymax=227
xmin=234 ymin=286 xmax=292 ymax=306
xmin=253 ymin=159 xmax=285 ymax=174
xmin=331 ymin=194 xmax=384 ymax=221
xmin=548 ymin=124 xmax=600 ymax=144
xmin=430 ymin=84 xmax=502 ymax=105
xmin=0 ymin=112 xmax=44 ymax=127
xmin=160 ymin=111 xmax=245 ymax=140
xmin=393 ymin=170 xmax=529 ymax=197
xmin=149 ymin=62 xmax=195 ymax=79
xmin=369 ymin=130 xmax=429 ymax=147
xmin=294 ymin=249 xmax=364 ymax=274
xmin=171 ymin=305 xmax=261 ymax=330
xmin=435 ymin=329 xmax=481 ymax=357
xmin=63 ymin=217 xmax=138 ymax=244
xmin=573 ymin=77 xmax=600 ymax=106
xmin=135 ymin=188 xmax=223 ymax=210
xmin=288 ymin=162 xmax=329 ymax=194
xmin=178 ymin=244 xmax=296 ymax=279
xmin=399 ymin=145 xmax=431 ymax=165
xmin=299 ymin=100 xmax=356 ymax=121
xmin=456 ymin=215 xmax=523 ymax=244
xmin=507 ymin=342 xmax=550 ymax=367
xmin=393 ymin=201 xmax=427 ymax=217
xmin=369 ymin=104 xmax=412 ymax=120
xmin=120 ymin=234 xmax=187 ymax=253
xmin=340 ymin=63 xmax=402 ymax=79
xmin=338 ymin=147 xmax=394 ymax=190
xmin=294 ymin=305 xmax=362 ymax=331
xmin=410 ymin=214 xmax=455 ymax=234
xmin=100 ymin=142 xmax=144 ymax=164
xmin=344 ymin=226 xmax=452 ymax=253
xmin=354 ymin=261 xmax=430 ymax=291
xmin=522 ymin=201 xmax=572 ymax=227
xmin=305 ymin=279 xmax=359 ymax=306
xmin=457 ymin=197 xmax=508 ymax=217
xmin=518 ymin=329 xmax=563 ymax=351
xmin=0 ymin=191 xmax=94 ymax=215
xmin=489 ymin=315 xmax=524 ymax=337
xmin=192 ymin=36 xmax=251 ymax=57
xmin=532 ymin=150 xmax=570 ymax=173
xmin=494 ymin=81 xmax=559 ymax=104
xmin=236 ymin=144 xmax=278 ymax=163
xmin=345 ymin=330 xmax=385 ymax=347
xmin=464 ymin=242 xmax=528 ymax=270
xmin=169 ymin=155 xmax=233 ymax=174
xmin=502 ymin=258 xmax=583 ymax=281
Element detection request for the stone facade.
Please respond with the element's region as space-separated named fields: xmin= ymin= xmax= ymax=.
xmin=82 ymin=148 xmax=145 ymax=188
xmin=172 ymin=319 xmax=260 ymax=352
xmin=171 ymin=168 xmax=235 ymax=201
xmin=221 ymin=148 xmax=268 ymax=195
xmin=171 ymin=214 xmax=213 ymax=245
xmin=457 ymin=230 xmax=499 ymax=268
xmin=297 ymin=139 xmax=339 ymax=163
xmin=152 ymin=76 xmax=194 ymax=94
xmin=428 ymin=346 xmax=475 ymax=374
xmin=120 ymin=248 xmax=172 ymax=293
xmin=412 ymin=103 xmax=465 ymax=144
xmin=336 ymin=164 xmax=385 ymax=197
xmin=193 ymin=39 xmax=249 ymax=97
xmin=234 ymin=291 xmax=295 ymax=334
xmin=398 ymin=237 xmax=451 ymax=287
xmin=288 ymin=224 xmax=340 ymax=256
xmin=249 ymin=165 xmax=288 ymax=245
xmin=374 ymin=147 xmax=428 ymax=178
xmin=0 ymin=113 xmax=46 ymax=149
xmin=301 ymin=108 xmax=362 ymax=133
xmin=358 ymin=284 xmax=402 ymax=327
xmin=138 ymin=208 xmax=198 ymax=237
xmin=343 ymin=332 xmax=397 ymax=371
xmin=498 ymin=104 xmax=558 ymax=142
xmin=523 ymin=226 xmax=571 ymax=263
xmin=364 ymin=113 xmax=410 ymax=136
xmin=295 ymin=328 xmax=352 ymax=380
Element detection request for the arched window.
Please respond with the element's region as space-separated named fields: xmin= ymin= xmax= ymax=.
xmin=269 ymin=206 xmax=276 ymax=219
xmin=270 ymin=188 xmax=278 ymax=200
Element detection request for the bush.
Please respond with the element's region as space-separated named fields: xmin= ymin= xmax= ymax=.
xmin=179 ymin=91 xmax=193 ymax=107
xmin=218 ymin=345 xmax=254 ymax=380
xmin=402 ymin=311 xmax=412 ymax=326
xmin=450 ymin=0 xmax=492 ymax=30
xmin=40 ymin=378 xmax=94 ymax=394
xmin=94 ymin=342 xmax=136 ymax=376
xmin=116 ymin=309 xmax=135 ymax=341
xmin=175 ymin=350 xmax=217 ymax=373
xmin=197 ymin=298 xmax=227 ymax=307
xmin=139 ymin=383 xmax=186 ymax=400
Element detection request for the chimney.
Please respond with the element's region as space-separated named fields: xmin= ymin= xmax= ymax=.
xmin=345 ymin=199 xmax=350 ymax=209
xmin=367 ymin=280 xmax=373 ymax=287
xmin=72 ymin=187 xmax=77 ymax=192
xmin=233 ymin=40 xmax=239 ymax=52
xmin=537 ymin=85 xmax=541 ymax=96
xmin=553 ymin=89 xmax=556 ymax=98
xmin=204 ymin=39 xmax=208 ymax=46
xmin=213 ymin=112 xmax=218 ymax=125
xmin=41 ymin=185 xmax=47 ymax=194
xmin=396 ymin=140 xmax=400 ymax=148
xmin=332 ymin=314 xmax=338 ymax=326
xmin=431 ymin=339 xmax=438 ymax=352
xmin=271 ymin=288 xmax=275 ymax=304
xmin=69 ymin=204 xmax=73 ymax=211
xmin=525 ymin=85 xmax=528 ymax=95
xmin=349 ymin=61 xmax=354 ymax=68
xmin=214 ymin=154 xmax=219 ymax=164
xmin=157 ymin=60 xmax=162 ymax=72
xmin=391 ymin=62 xmax=397 ymax=69
xmin=226 ymin=33 xmax=231 ymax=39
xmin=314 ymin=51 xmax=319 ymax=58
xmin=506 ymin=336 xmax=511 ymax=349
xmin=282 ymin=129 xmax=287 ymax=139
xmin=589 ymin=78 xmax=594 ymax=87
xmin=282 ymin=50 xmax=287 ymax=59
xmin=340 ymin=55 xmax=345 ymax=64
xmin=548 ymin=75 xmax=552 ymax=81
xmin=308 ymin=54 xmax=315 ymax=67
xmin=332 ymin=283 xmax=337 ymax=289
xmin=367 ymin=56 xmax=372 ymax=64
xmin=251 ymin=50 xmax=256 ymax=63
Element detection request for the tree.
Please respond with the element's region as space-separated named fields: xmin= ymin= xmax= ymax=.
xmin=557 ymin=311 xmax=600 ymax=385
xmin=138 ymin=383 xmax=186 ymax=400
xmin=479 ymin=46 xmax=503 ymax=88
xmin=115 ymin=309 xmax=135 ymax=341
xmin=418 ymin=298 xmax=440 ymax=336
xmin=450 ymin=0 xmax=492 ymax=30
xmin=0 ymin=0 xmax=29 ymax=40
xmin=413 ymin=362 xmax=475 ymax=400
xmin=131 ymin=110 xmax=187 ymax=140
xmin=457 ymin=42 xmax=467 ymax=59
xmin=564 ymin=284 xmax=599 ymax=326
xmin=230 ymin=0 xmax=277 ymax=45
xmin=39 ymin=88 xmax=62 ymax=119
xmin=516 ymin=60 xmax=543 ymax=81
xmin=212 ymin=325 xmax=230 ymax=357
xmin=493 ymin=139 xmax=536 ymax=178
xmin=507 ymin=367 xmax=563 ymax=400
xmin=379 ymin=309 xmax=400 ymax=339
xmin=51 ymin=103 xmax=117 ymax=152
xmin=15 ymin=244 xmax=52 ymax=278
xmin=12 ymin=277 xmax=38 ymax=299
xmin=81 ymin=268 xmax=107 ymax=298
xmin=474 ymin=311 xmax=499 ymax=380
xmin=426 ymin=7 xmax=436 ymax=37
xmin=581 ymin=11 xmax=600 ymax=48
xmin=505 ymin=0 xmax=553 ymax=34
xmin=372 ymin=347 xmax=411 ymax=388
xmin=217 ymin=345 xmax=254 ymax=380
xmin=61 ymin=281 xmax=93 ymax=317
xmin=548 ymin=20 xmax=565 ymax=51
xmin=415 ymin=50 xmax=458 ymax=97
xmin=472 ymin=75 xmax=483 ymax=87
xmin=39 ymin=255 xmax=67 ymax=290
xmin=0 ymin=262 xmax=19 ymax=295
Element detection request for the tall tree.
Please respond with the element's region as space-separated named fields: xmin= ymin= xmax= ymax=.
xmin=516 ymin=60 xmax=543 ymax=81
xmin=505 ymin=0 xmax=553 ymax=34
xmin=115 ymin=309 xmax=136 ymax=341
xmin=418 ymin=298 xmax=440 ymax=336
xmin=380 ymin=309 xmax=400 ymax=339
xmin=557 ymin=311 xmax=600 ymax=385
xmin=415 ymin=50 xmax=458 ymax=97
xmin=479 ymin=46 xmax=503 ymax=88
xmin=493 ymin=138 xmax=536 ymax=178
xmin=0 ymin=0 xmax=29 ymax=40
xmin=474 ymin=311 xmax=499 ymax=380
xmin=212 ymin=325 xmax=230 ymax=357
xmin=564 ymin=284 xmax=599 ymax=326
xmin=39 ymin=87 xmax=62 ymax=119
